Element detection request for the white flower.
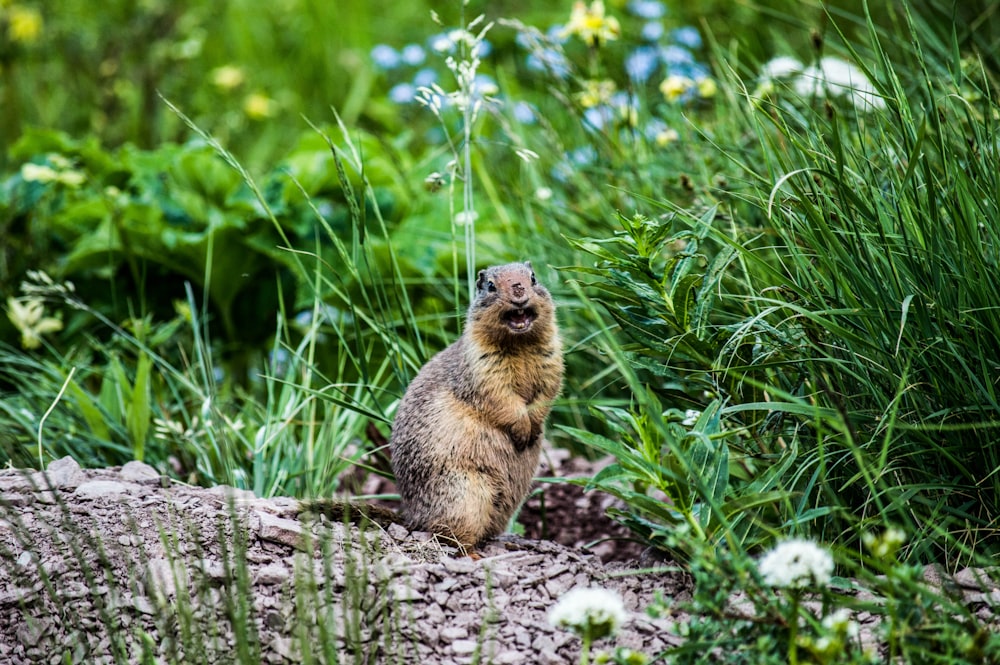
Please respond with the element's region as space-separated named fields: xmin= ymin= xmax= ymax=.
xmin=793 ymin=56 xmax=884 ymax=111
xmin=823 ymin=608 xmax=860 ymax=639
xmin=760 ymin=56 xmax=803 ymax=80
xmin=758 ymin=538 xmax=834 ymax=588
xmin=548 ymin=587 xmax=627 ymax=640
xmin=681 ymin=409 xmax=701 ymax=426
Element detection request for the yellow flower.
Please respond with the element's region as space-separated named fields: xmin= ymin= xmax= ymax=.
xmin=561 ymin=0 xmax=620 ymax=48
xmin=6 ymin=297 xmax=62 ymax=350
xmin=659 ymin=74 xmax=694 ymax=102
xmin=576 ymin=79 xmax=616 ymax=108
xmin=8 ymin=5 xmax=42 ymax=44
xmin=697 ymin=77 xmax=718 ymax=99
xmin=212 ymin=65 xmax=245 ymax=91
xmin=243 ymin=92 xmax=275 ymax=119
xmin=655 ymin=127 xmax=680 ymax=147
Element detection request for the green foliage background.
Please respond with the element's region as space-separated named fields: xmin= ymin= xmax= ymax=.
xmin=3 ymin=0 xmax=1000 ymax=575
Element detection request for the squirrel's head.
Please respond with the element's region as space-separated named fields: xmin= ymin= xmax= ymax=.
xmin=469 ymin=261 xmax=556 ymax=343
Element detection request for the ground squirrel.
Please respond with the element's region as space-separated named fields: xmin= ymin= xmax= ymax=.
xmin=390 ymin=261 xmax=564 ymax=550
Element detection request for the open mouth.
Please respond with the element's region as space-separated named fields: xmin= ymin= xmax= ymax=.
xmin=503 ymin=307 xmax=537 ymax=332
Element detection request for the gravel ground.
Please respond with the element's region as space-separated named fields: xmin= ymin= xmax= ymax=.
xmin=0 ymin=457 xmax=689 ymax=664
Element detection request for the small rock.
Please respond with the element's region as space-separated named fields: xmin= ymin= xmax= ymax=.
xmin=451 ymin=639 xmax=477 ymax=655
xmin=207 ymin=485 xmax=256 ymax=503
xmin=133 ymin=596 xmax=156 ymax=615
xmin=145 ymin=557 xmax=183 ymax=599
xmin=74 ymin=480 xmax=130 ymax=499
xmin=387 ymin=523 xmax=409 ymax=540
xmin=440 ymin=626 xmax=467 ymax=641
xmin=253 ymin=510 xmax=306 ymax=551
xmin=255 ymin=563 xmax=290 ymax=585
xmin=441 ymin=556 xmax=477 ymax=575
xmin=493 ymin=650 xmax=524 ymax=664
xmin=120 ymin=461 xmax=160 ymax=483
xmin=954 ymin=567 xmax=998 ymax=590
xmin=44 ymin=456 xmax=87 ymax=489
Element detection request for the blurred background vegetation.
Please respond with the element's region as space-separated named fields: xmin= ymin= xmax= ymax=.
xmin=3 ymin=0 xmax=1000 ymax=575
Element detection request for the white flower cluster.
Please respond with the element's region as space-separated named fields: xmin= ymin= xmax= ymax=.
xmin=548 ymin=587 xmax=628 ymax=640
xmin=758 ymin=538 xmax=834 ymax=589
xmin=415 ymin=15 xmax=496 ymax=119
xmin=756 ymin=55 xmax=885 ymax=112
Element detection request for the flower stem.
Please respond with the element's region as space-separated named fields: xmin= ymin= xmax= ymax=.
xmin=580 ymin=633 xmax=591 ymax=665
xmin=788 ymin=592 xmax=800 ymax=665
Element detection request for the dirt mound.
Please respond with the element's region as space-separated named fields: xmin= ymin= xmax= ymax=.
xmin=0 ymin=457 xmax=688 ymax=664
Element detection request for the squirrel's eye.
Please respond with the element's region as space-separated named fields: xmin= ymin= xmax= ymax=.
xmin=530 ymin=273 xmax=537 ymax=286
xmin=487 ymin=281 xmax=497 ymax=292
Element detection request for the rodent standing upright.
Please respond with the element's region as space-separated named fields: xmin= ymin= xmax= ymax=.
xmin=390 ymin=261 xmax=563 ymax=551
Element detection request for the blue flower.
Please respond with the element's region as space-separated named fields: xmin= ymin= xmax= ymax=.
xmin=583 ymin=106 xmax=614 ymax=130
xmin=512 ymin=101 xmax=536 ymax=124
xmin=400 ymin=43 xmax=426 ymax=66
xmin=569 ymin=145 xmax=597 ymax=165
xmin=389 ymin=82 xmax=416 ymax=104
xmin=527 ymin=48 xmax=571 ymax=79
xmin=641 ymin=21 xmax=664 ymax=42
xmin=413 ymin=67 xmax=438 ymax=87
xmin=371 ymin=44 xmax=401 ymax=69
xmin=671 ymin=26 xmax=702 ymax=49
xmin=474 ymin=39 xmax=493 ymax=58
xmin=626 ymin=46 xmax=660 ymax=82
xmin=661 ymin=45 xmax=694 ymax=67
xmin=628 ymin=0 xmax=666 ymax=19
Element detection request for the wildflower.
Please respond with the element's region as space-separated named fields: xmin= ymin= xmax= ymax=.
xmin=862 ymin=526 xmax=906 ymax=560
xmin=640 ymin=21 xmax=664 ymax=42
xmin=671 ymin=26 xmax=702 ymax=49
xmin=652 ymin=125 xmax=679 ymax=147
xmin=760 ymin=55 xmax=803 ymax=80
xmin=626 ymin=46 xmax=660 ymax=82
xmin=243 ymin=92 xmax=276 ymax=119
xmin=526 ymin=48 xmax=572 ymax=78
xmin=370 ymin=44 xmax=401 ymax=69
xmin=8 ymin=5 xmax=43 ymax=44
xmin=561 ymin=1 xmax=621 ymax=48
xmin=549 ymin=587 xmax=627 ymax=640
xmin=400 ymin=43 xmax=426 ymax=66
xmin=429 ymin=32 xmax=455 ymax=54
xmin=628 ymin=0 xmax=666 ymax=20
xmin=389 ymin=82 xmax=417 ymax=105
xmin=758 ymin=538 xmax=834 ymax=588
xmin=822 ymin=608 xmax=860 ymax=639
xmin=512 ymin=101 xmax=536 ymax=124
xmin=659 ymin=74 xmax=694 ymax=102
xmin=413 ymin=67 xmax=438 ymax=88
xmin=697 ymin=77 xmax=718 ymax=98
xmin=211 ymin=65 xmax=245 ymax=90
xmin=6 ymin=297 xmax=63 ymax=350
xmin=661 ymin=45 xmax=694 ymax=67
xmin=681 ymin=409 xmax=700 ymax=426
xmin=577 ymin=79 xmax=616 ymax=108
xmin=535 ymin=187 xmax=553 ymax=201
xmin=793 ymin=56 xmax=884 ymax=111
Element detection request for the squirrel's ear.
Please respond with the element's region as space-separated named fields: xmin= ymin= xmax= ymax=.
xmin=476 ymin=269 xmax=487 ymax=290
xmin=523 ymin=261 xmax=532 ymax=270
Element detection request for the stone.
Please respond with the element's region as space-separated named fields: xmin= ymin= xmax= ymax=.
xmin=253 ymin=510 xmax=306 ymax=551
xmin=120 ymin=461 xmax=160 ymax=483
xmin=43 ymin=456 xmax=87 ymax=489
xmin=74 ymin=480 xmax=130 ymax=499
xmin=256 ymin=563 xmax=291 ymax=585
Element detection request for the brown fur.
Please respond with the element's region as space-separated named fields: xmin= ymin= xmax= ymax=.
xmin=389 ymin=262 xmax=564 ymax=550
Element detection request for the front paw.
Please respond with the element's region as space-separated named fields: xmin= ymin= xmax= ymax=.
xmin=506 ymin=419 xmax=534 ymax=451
